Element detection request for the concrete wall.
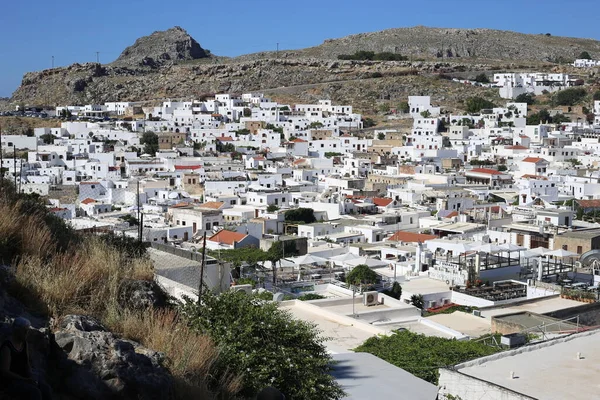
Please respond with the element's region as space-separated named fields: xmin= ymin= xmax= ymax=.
xmin=451 ymin=291 xmax=496 ymax=307
xmin=439 ymin=369 xmax=536 ymax=400
xmin=545 ymin=302 xmax=600 ymax=327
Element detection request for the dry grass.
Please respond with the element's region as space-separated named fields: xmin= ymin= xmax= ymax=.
xmin=107 ymin=308 xmax=243 ymax=398
xmin=0 ymin=192 xmax=241 ymax=399
xmin=14 ymin=239 xmax=151 ymax=316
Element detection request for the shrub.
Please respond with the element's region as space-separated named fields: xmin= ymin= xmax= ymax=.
xmin=355 ymin=330 xmax=500 ymax=384
xmin=465 ymin=97 xmax=496 ymax=113
xmin=579 ymin=51 xmax=592 ymax=60
xmin=298 ymin=293 xmax=326 ymax=301
xmin=285 ymin=208 xmax=316 ymax=224
xmin=382 ymin=281 xmax=402 ymax=300
xmin=593 ymin=91 xmax=600 ymax=101
xmin=474 ymin=73 xmax=490 ymax=83
xmin=180 ymin=291 xmax=345 ymax=399
xmin=410 ymin=294 xmax=424 ymax=309
xmin=514 ymin=93 xmax=535 ymax=105
xmin=553 ymin=88 xmax=587 ymax=106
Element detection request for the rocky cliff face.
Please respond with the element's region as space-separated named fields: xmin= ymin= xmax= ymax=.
xmin=113 ymin=26 xmax=209 ymax=68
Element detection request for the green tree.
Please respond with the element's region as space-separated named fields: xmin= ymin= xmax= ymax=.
xmin=526 ymin=109 xmax=552 ymax=125
xmin=266 ymin=204 xmax=279 ymax=213
xmin=553 ymin=88 xmax=587 ymax=106
xmin=40 ymin=133 xmax=55 ymax=144
xmin=140 ymin=131 xmax=159 ymax=155
xmin=397 ymin=101 xmax=410 ymax=113
xmin=346 ymin=264 xmax=378 ymax=286
xmin=420 ymin=110 xmax=432 ymax=118
xmin=383 ymin=281 xmax=402 ymax=300
xmin=377 ymin=132 xmax=386 ymax=140
xmin=593 ymin=91 xmax=600 ymax=101
xmin=410 ymin=294 xmax=424 ymax=309
xmin=379 ymin=103 xmax=391 ymax=114
xmin=284 ymin=208 xmax=316 ymax=224
xmin=465 ymin=97 xmax=496 ymax=113
xmin=243 ymin=108 xmax=252 ymax=117
xmin=498 ymin=165 xmax=508 ymax=172
xmin=514 ymin=93 xmax=535 ymax=105
xmin=308 ymin=122 xmax=324 ymax=129
xmin=180 ymin=291 xmax=345 ymax=399
xmin=579 ymin=51 xmax=592 ymax=60
xmin=474 ymin=73 xmax=490 ymax=83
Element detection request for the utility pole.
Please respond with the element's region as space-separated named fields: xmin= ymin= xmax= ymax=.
xmin=51 ymin=56 xmax=54 ymax=69
xmin=137 ymin=180 xmax=141 ymax=242
xmin=13 ymin=145 xmax=17 ymax=189
xmin=276 ymin=43 xmax=279 ymax=59
xmin=0 ymin=123 xmax=3 ymax=189
xmin=198 ymin=232 xmax=207 ymax=303
xmin=96 ymin=52 xmax=100 ymax=64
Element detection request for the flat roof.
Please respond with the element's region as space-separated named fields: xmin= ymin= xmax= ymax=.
xmin=480 ymin=297 xmax=583 ymax=319
xmin=280 ymin=303 xmax=381 ymax=353
xmin=456 ymin=330 xmax=600 ymax=400
xmin=332 ymin=353 xmax=438 ymax=400
xmin=400 ymin=277 xmax=452 ymax=295
xmin=426 ymin=312 xmax=491 ymax=338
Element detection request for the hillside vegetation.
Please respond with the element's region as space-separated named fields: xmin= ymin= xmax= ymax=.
xmin=0 ymin=181 xmax=240 ymax=398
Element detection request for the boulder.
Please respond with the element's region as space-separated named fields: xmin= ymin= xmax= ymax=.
xmin=118 ymin=279 xmax=168 ymax=310
xmin=55 ymin=315 xmax=172 ymax=400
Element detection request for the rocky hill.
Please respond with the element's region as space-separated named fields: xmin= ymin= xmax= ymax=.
xmin=113 ymin=26 xmax=210 ymax=68
xmin=269 ymin=26 xmax=600 ymax=62
xmin=10 ymin=26 xmax=600 ymax=110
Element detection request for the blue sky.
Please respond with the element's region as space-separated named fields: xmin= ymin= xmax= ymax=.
xmin=1 ymin=0 xmax=599 ymax=97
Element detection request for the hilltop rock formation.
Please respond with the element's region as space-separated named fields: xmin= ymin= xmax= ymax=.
xmin=113 ymin=26 xmax=210 ymax=68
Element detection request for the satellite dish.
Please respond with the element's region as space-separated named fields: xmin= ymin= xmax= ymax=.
xmin=580 ymin=250 xmax=600 ymax=268
xmin=273 ymin=292 xmax=285 ymax=302
xmin=168 ymin=192 xmax=179 ymax=199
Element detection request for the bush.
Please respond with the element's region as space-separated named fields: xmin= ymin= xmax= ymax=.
xmin=298 ymin=293 xmax=326 ymax=301
xmin=355 ymin=330 xmax=500 ymax=384
xmin=579 ymin=51 xmax=592 ymax=60
xmin=465 ymin=97 xmax=496 ymax=113
xmin=285 ymin=208 xmax=316 ymax=224
xmin=514 ymin=93 xmax=535 ymax=105
xmin=553 ymin=88 xmax=587 ymax=106
xmin=593 ymin=90 xmax=600 ymax=101
xmin=474 ymin=73 xmax=490 ymax=83
xmin=382 ymin=281 xmax=402 ymax=300
xmin=410 ymin=294 xmax=424 ymax=309
xmin=180 ymin=291 xmax=345 ymax=399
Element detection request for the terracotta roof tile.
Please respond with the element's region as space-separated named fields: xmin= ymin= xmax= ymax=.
xmin=468 ymin=168 xmax=502 ymax=175
xmin=175 ymin=165 xmax=202 ymax=170
xmin=81 ymin=198 xmax=96 ymax=204
xmin=522 ymin=157 xmax=547 ymax=163
xmin=372 ymin=197 xmax=394 ymax=207
xmin=576 ymin=200 xmax=600 ymax=208
xmin=388 ymin=231 xmax=437 ymax=243
xmin=208 ymin=230 xmax=247 ymax=245
xmin=199 ymin=201 xmax=224 ymax=210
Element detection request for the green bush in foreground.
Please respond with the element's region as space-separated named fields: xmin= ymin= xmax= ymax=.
xmin=355 ymin=330 xmax=500 ymax=384
xmin=180 ymin=291 xmax=345 ymax=400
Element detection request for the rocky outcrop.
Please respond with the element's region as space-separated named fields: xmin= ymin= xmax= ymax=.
xmin=114 ymin=26 xmax=209 ymax=68
xmin=0 ymin=269 xmax=175 ymax=400
xmin=54 ymin=315 xmax=173 ymax=399
xmin=118 ymin=279 xmax=168 ymax=310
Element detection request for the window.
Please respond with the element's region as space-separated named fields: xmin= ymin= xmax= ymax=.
xmin=562 ymin=245 xmax=568 ymax=251
xmin=577 ymin=246 xmax=583 ymax=254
